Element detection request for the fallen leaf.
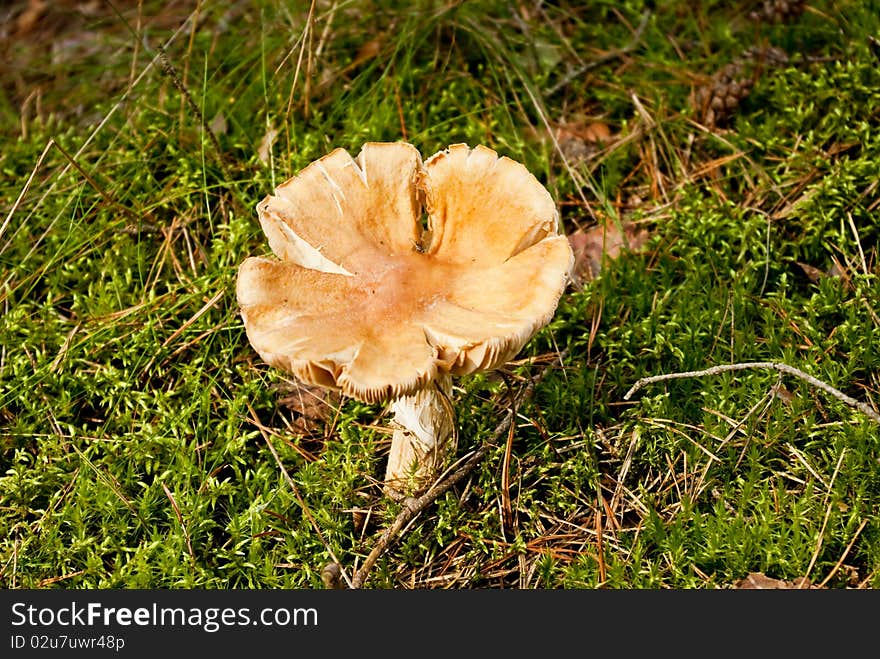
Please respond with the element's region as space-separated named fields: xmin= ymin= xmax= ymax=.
xmin=556 ymin=120 xmax=612 ymax=144
xmin=773 ymin=385 xmax=795 ymax=404
xmin=353 ymin=38 xmax=382 ymax=67
xmin=796 ymin=261 xmax=825 ymax=283
xmin=581 ymin=121 xmax=612 ymax=143
xmin=209 ymin=111 xmax=227 ymax=136
xmin=257 ymin=127 xmax=278 ymax=165
xmin=567 ymin=221 xmax=650 ymax=286
xmin=523 ymin=115 xmax=615 ymax=164
xmin=733 ymin=572 xmax=816 ymax=589
xmin=276 ymin=381 xmax=339 ymax=435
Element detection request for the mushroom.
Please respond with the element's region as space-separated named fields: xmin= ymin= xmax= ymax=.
xmin=237 ymin=142 xmax=573 ymax=496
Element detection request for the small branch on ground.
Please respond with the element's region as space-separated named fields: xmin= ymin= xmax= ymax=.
xmin=624 ymin=361 xmax=880 ymax=424
xmin=348 ymin=351 xmax=565 ymax=589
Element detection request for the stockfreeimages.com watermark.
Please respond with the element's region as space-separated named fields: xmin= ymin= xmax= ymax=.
xmin=10 ymin=601 xmax=318 ymax=634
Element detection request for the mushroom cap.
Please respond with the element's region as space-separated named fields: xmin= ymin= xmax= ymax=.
xmin=237 ymin=142 xmax=573 ymax=404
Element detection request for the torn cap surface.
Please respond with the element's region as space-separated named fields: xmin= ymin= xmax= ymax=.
xmin=237 ymin=142 xmax=573 ymax=404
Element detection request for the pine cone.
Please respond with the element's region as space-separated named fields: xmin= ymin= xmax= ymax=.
xmin=743 ymin=45 xmax=790 ymax=67
xmin=695 ymin=62 xmax=754 ymax=128
xmin=750 ymin=0 xmax=806 ymax=24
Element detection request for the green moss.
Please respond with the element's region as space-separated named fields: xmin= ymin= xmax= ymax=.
xmin=1 ymin=0 xmax=878 ymax=589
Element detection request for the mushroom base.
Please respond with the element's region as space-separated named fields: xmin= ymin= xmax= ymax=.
xmin=384 ymin=374 xmax=456 ymax=498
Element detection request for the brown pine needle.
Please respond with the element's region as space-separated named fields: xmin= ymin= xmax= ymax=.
xmin=817 ymin=518 xmax=869 ymax=588
xmin=500 ymin=384 xmax=516 ymax=532
xmin=162 ymin=482 xmax=195 ymax=564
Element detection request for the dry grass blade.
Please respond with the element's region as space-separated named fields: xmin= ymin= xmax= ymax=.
xmin=51 ymin=139 xmax=145 ymax=225
xmin=595 ymin=491 xmax=607 ymax=585
xmin=803 ymin=448 xmax=847 ymax=585
xmin=500 ymin=381 xmax=517 ymax=532
xmin=0 ymin=138 xmax=54 ymax=246
xmin=155 ymin=45 xmax=229 ymax=181
xmin=162 ymin=482 xmax=195 ymax=564
xmin=817 ymin=518 xmax=869 ymax=588
xmin=69 ymin=445 xmax=146 ymax=528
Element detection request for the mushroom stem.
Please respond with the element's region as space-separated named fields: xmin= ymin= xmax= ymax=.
xmin=384 ymin=373 xmax=456 ymax=498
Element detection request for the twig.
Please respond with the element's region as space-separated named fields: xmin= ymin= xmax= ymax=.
xmin=349 ymin=353 xmax=564 ymax=589
xmin=624 ymin=361 xmax=880 ymax=424
xmin=545 ymin=10 xmax=650 ymax=96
